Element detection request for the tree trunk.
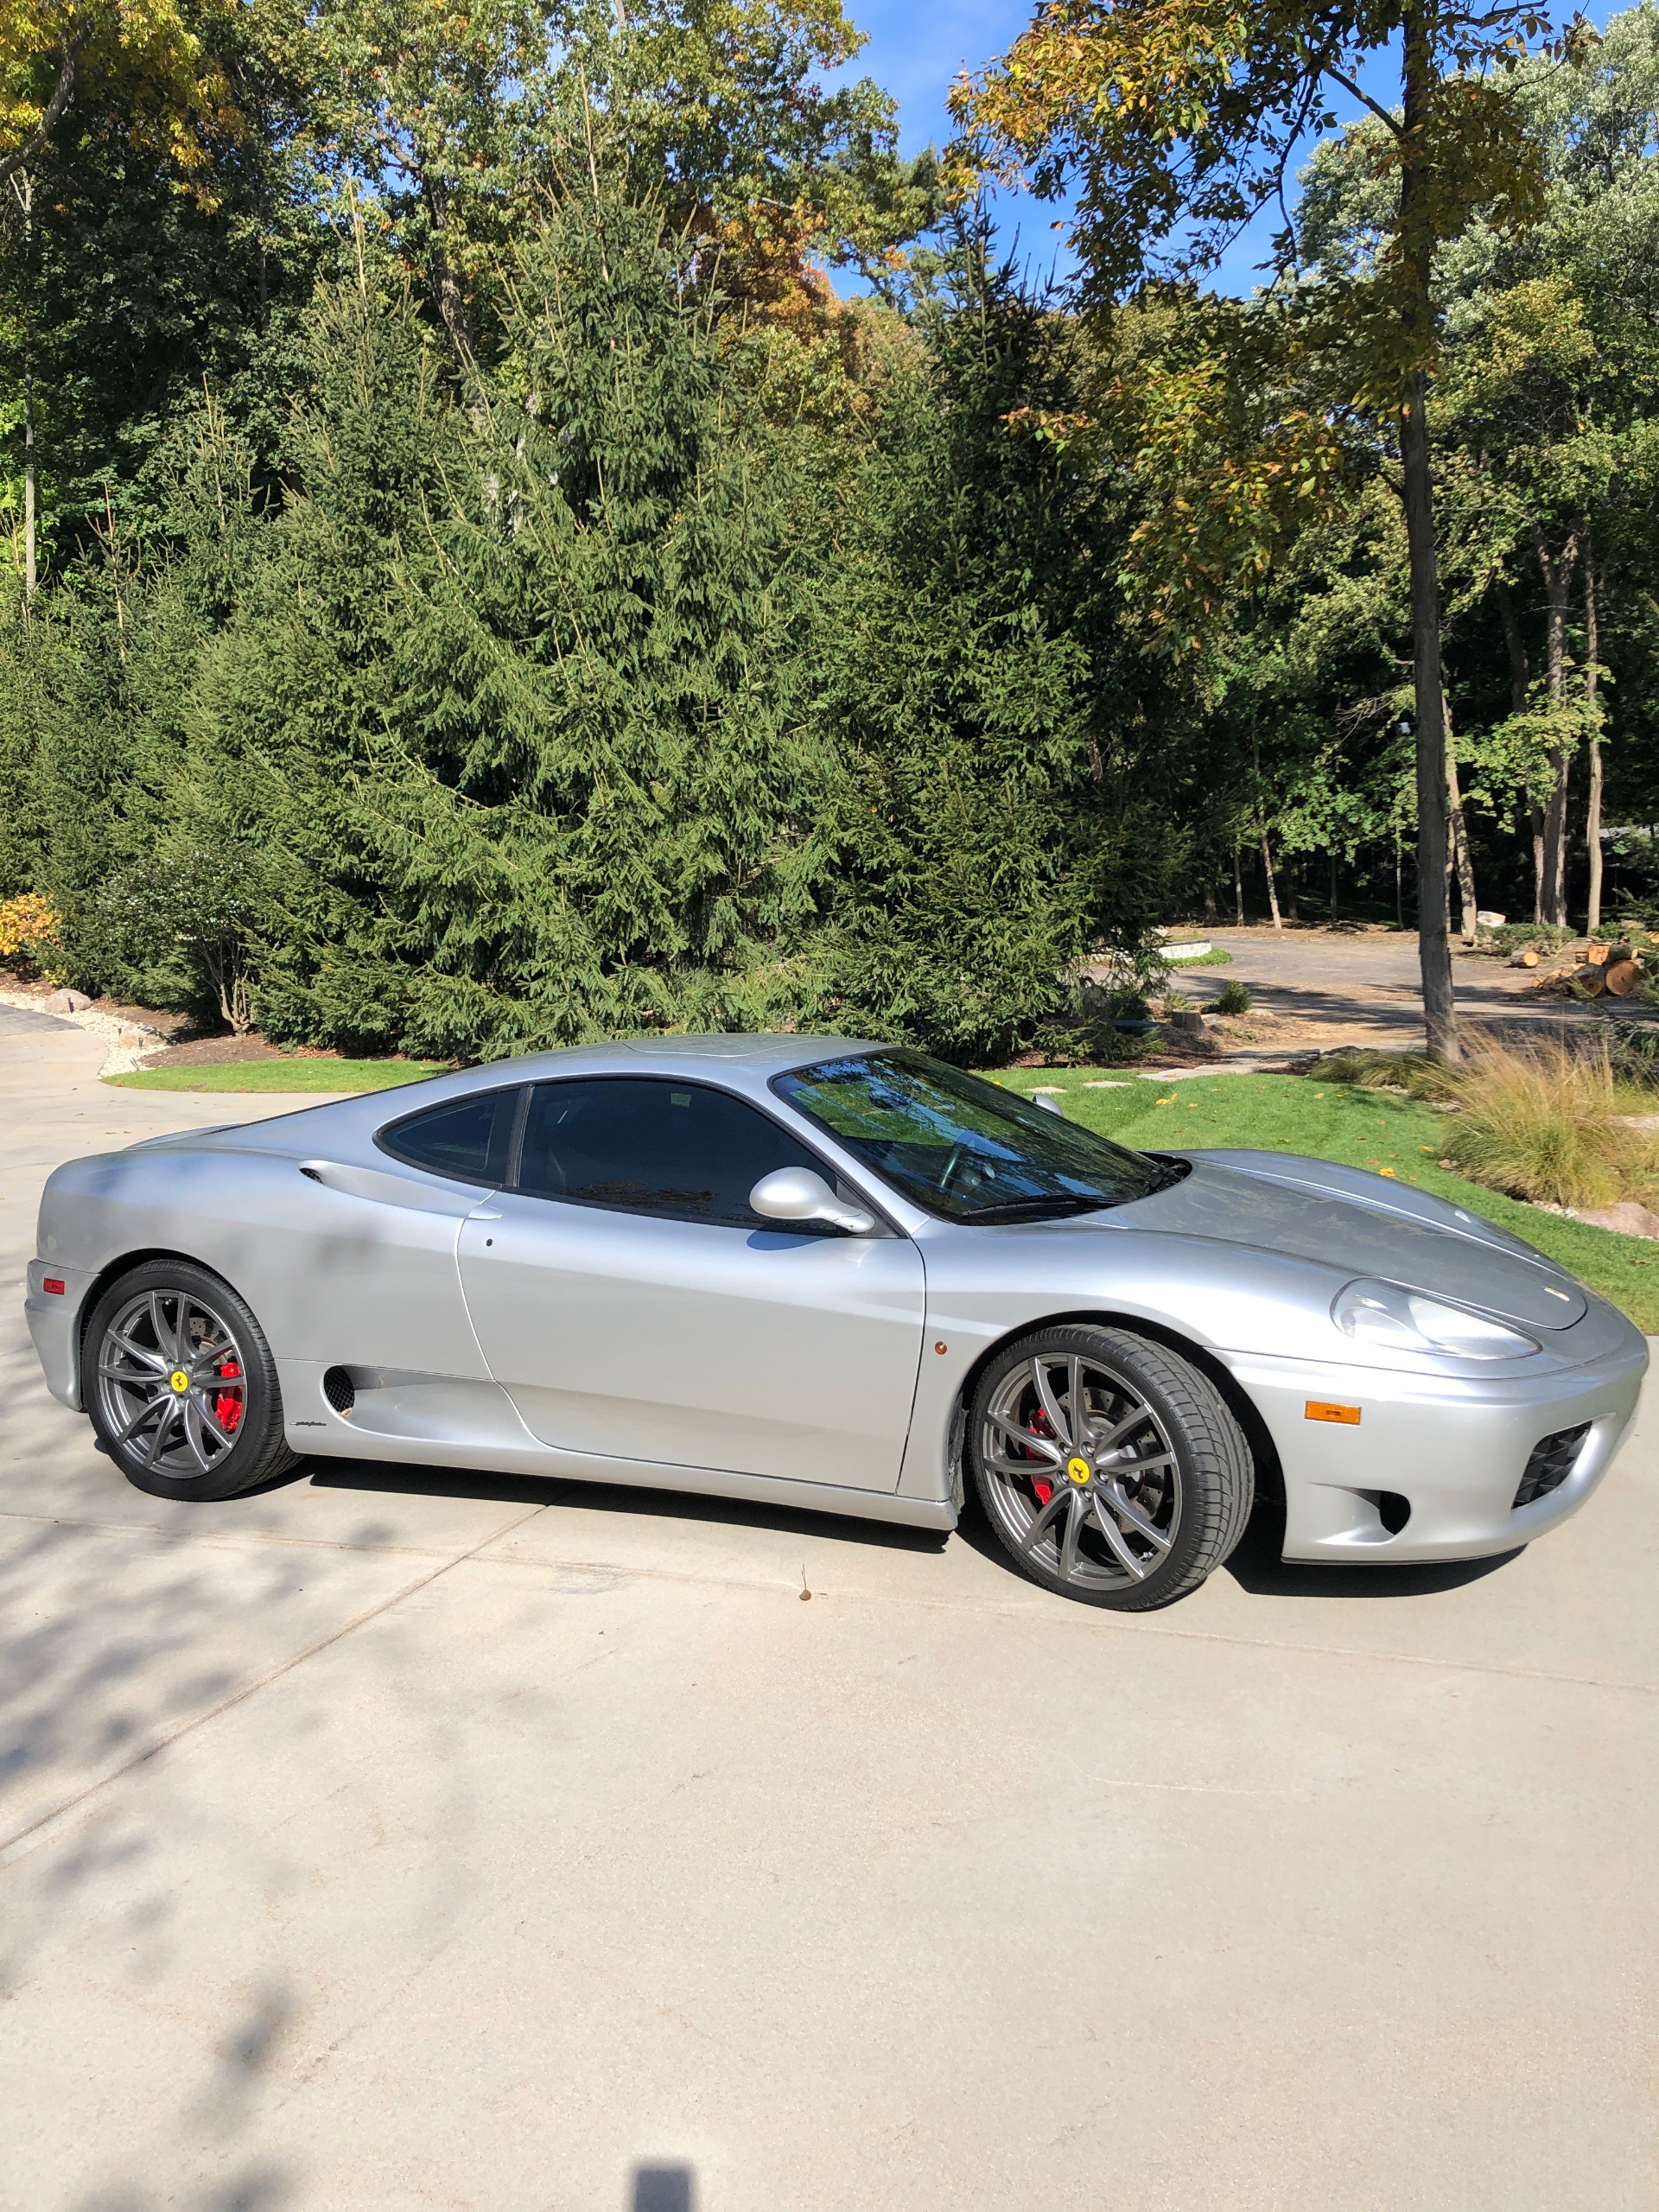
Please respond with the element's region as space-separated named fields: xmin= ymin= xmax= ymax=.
xmin=1232 ymin=846 xmax=1244 ymax=926
xmin=1534 ymin=523 xmax=1581 ymax=928
xmin=1329 ymin=849 xmax=1338 ymax=924
xmin=1585 ymin=540 xmax=1603 ymax=936
xmin=22 ymin=332 xmax=34 ymax=599
xmin=16 ymin=168 xmax=35 ymax=599
xmin=1492 ymin=577 xmax=1540 ymax=921
xmin=1443 ymin=693 xmax=1477 ymax=940
xmin=1260 ymin=827 xmax=1281 ymax=931
xmin=1399 ymin=1 xmax=1458 ymax=1060
xmin=423 ymin=176 xmax=474 ymax=372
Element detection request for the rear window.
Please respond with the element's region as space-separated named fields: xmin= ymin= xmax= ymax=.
xmin=378 ymin=1088 xmax=521 ymax=1185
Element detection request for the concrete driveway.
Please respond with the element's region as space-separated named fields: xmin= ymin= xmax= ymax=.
xmin=3 ymin=1027 xmax=1656 ymax=2212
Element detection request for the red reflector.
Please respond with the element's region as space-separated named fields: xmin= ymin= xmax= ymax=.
xmin=42 ymin=1278 xmax=65 ymax=1296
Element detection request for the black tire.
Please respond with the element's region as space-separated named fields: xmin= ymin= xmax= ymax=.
xmin=81 ymin=1259 xmax=299 ymax=1502
xmin=967 ymin=1324 xmax=1254 ymax=1611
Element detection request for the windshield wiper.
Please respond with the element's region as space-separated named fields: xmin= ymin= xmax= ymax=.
xmin=1136 ymin=1154 xmax=1193 ymax=1197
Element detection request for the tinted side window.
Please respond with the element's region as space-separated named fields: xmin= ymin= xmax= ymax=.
xmin=378 ymin=1088 xmax=520 ymax=1185
xmin=517 ymin=1078 xmax=826 ymax=1227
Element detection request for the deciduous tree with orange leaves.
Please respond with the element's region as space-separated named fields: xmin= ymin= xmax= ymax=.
xmin=951 ymin=0 xmax=1593 ymax=1059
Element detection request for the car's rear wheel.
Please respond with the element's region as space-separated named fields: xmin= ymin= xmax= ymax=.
xmin=968 ymin=1324 xmax=1254 ymax=1611
xmin=82 ymin=1260 xmax=298 ymax=1501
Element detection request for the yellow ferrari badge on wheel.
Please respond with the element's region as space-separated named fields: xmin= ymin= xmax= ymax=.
xmin=1066 ymin=1456 xmax=1090 ymax=1484
xmin=169 ymin=1370 xmax=190 ymax=1394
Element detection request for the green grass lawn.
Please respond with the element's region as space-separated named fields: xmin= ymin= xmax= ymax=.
xmin=993 ymin=1067 xmax=1659 ymax=1332
xmin=106 ymin=1058 xmax=451 ymax=1094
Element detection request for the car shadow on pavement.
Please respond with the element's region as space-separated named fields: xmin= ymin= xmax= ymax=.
xmin=1223 ymin=1508 xmax=1522 ymax=1599
xmin=289 ymin=1460 xmax=1518 ymax=1597
xmin=949 ymin=1489 xmax=1522 ymax=1602
xmin=300 ymin=1457 xmax=952 ymax=1554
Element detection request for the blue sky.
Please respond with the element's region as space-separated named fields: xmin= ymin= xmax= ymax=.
xmin=837 ymin=0 xmax=1625 ymax=297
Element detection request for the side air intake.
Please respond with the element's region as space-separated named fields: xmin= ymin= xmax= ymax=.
xmin=322 ymin=1365 xmax=356 ymax=1416
xmin=1513 ymin=1425 xmax=1588 ymax=1510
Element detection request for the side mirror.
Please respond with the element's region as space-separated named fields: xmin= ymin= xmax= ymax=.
xmin=749 ymin=1166 xmax=875 ymax=1236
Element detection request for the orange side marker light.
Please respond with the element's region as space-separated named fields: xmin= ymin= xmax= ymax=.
xmin=1306 ymin=1401 xmax=1361 ymax=1426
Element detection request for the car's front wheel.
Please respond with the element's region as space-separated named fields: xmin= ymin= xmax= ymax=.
xmin=82 ymin=1260 xmax=298 ymax=1501
xmin=968 ymin=1324 xmax=1254 ymax=1610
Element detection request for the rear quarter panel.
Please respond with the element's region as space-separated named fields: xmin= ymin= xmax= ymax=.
xmin=35 ymin=1145 xmax=489 ymax=1386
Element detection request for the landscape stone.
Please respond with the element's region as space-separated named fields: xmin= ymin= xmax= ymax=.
xmin=1568 ymin=1199 xmax=1659 ymax=1239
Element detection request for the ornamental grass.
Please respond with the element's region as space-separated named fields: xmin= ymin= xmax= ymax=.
xmin=1440 ymin=1031 xmax=1659 ymax=1211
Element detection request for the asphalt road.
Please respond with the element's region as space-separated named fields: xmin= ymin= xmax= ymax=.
xmin=1187 ymin=926 xmax=1599 ymax=1042
xmin=0 ymin=1002 xmax=78 ymax=1036
xmin=3 ymin=1023 xmax=1656 ymax=2211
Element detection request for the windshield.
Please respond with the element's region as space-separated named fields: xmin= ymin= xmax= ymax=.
xmin=772 ymin=1051 xmax=1169 ymax=1224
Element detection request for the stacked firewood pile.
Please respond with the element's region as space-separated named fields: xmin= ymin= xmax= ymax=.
xmin=1512 ymin=938 xmax=1646 ymax=997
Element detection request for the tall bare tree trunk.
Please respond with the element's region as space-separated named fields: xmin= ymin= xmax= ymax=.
xmin=1493 ymin=578 xmax=1541 ymax=921
xmin=13 ymin=168 xmax=35 ymax=599
xmin=1534 ymin=523 xmax=1581 ymax=928
xmin=1585 ymin=539 xmax=1603 ymax=935
xmin=1259 ymin=828 xmax=1281 ymax=930
xmin=1251 ymin=736 xmax=1281 ymax=929
xmin=1398 ymin=0 xmax=1458 ymax=1059
xmin=22 ymin=336 xmax=34 ymax=599
xmin=1233 ymin=846 xmax=1244 ymax=926
xmin=1444 ymin=692 xmax=1477 ymax=940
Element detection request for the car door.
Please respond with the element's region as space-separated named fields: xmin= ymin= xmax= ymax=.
xmin=455 ymin=1075 xmax=926 ymax=1491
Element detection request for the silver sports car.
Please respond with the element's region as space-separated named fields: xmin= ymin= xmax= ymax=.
xmin=25 ymin=1035 xmax=1649 ymax=1609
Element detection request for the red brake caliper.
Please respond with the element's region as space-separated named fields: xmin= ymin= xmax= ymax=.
xmin=215 ymin=1360 xmax=244 ymax=1433
xmin=1027 ymin=1406 xmax=1054 ymax=1505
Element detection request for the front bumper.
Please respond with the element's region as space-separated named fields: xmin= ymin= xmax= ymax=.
xmin=25 ymin=1258 xmax=93 ymax=1409
xmin=1222 ymin=1330 xmax=1649 ymax=1563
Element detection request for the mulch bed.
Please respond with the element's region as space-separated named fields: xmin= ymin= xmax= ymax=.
xmin=153 ymin=1031 xmax=345 ymax=1068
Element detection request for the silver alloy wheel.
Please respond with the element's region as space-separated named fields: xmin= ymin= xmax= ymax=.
xmin=94 ymin=1286 xmax=249 ymax=1480
xmin=978 ymin=1348 xmax=1181 ymax=1590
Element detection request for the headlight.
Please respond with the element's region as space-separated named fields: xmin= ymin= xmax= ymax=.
xmin=1332 ymin=1279 xmax=1539 ymax=1360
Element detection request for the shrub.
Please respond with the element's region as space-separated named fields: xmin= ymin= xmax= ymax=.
xmin=1485 ymin=923 xmax=1575 ymax=958
xmin=1309 ymin=1047 xmax=1457 ymax=1100
xmin=1604 ymin=1015 xmax=1659 ymax=1089
xmin=0 ymin=891 xmax=63 ymax=977
xmin=1213 ymin=977 xmax=1252 ymax=1015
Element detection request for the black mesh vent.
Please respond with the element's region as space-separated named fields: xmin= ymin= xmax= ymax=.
xmin=1513 ymin=1424 xmax=1589 ymax=1510
xmin=322 ymin=1365 xmax=356 ymax=1416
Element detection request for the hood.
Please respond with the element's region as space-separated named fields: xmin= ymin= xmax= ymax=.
xmin=1134 ymin=1149 xmax=1586 ymax=1330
